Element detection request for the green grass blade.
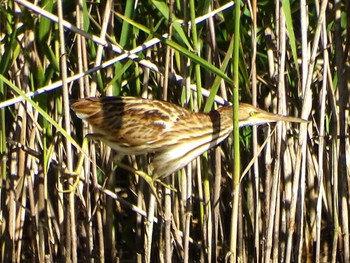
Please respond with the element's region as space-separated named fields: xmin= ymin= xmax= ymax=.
xmin=0 ymin=74 xmax=82 ymax=151
xmin=115 ymin=11 xmax=234 ymax=86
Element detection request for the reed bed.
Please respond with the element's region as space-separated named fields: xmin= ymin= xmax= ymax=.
xmin=0 ymin=0 xmax=349 ymax=262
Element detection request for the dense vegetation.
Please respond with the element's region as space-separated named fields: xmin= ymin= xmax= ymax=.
xmin=0 ymin=0 xmax=349 ymax=262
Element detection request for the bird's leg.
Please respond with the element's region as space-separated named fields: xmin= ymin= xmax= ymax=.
xmin=114 ymin=158 xmax=163 ymax=263
xmin=115 ymin=163 xmax=155 ymax=191
xmin=113 ymin=158 xmax=176 ymax=197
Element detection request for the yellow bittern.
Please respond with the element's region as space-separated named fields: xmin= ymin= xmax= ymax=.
xmin=71 ymin=96 xmax=306 ymax=178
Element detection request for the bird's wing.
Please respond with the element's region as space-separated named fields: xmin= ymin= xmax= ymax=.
xmin=71 ymin=97 xmax=193 ymax=154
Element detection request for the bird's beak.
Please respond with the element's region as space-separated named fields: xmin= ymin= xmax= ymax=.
xmin=238 ymin=103 xmax=308 ymax=127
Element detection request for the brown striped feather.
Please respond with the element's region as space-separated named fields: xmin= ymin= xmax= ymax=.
xmin=71 ymin=96 xmax=306 ymax=178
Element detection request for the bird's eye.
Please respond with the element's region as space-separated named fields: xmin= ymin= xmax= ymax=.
xmin=249 ymin=111 xmax=256 ymax=117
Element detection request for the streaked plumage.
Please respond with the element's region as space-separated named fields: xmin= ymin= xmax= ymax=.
xmin=71 ymin=96 xmax=306 ymax=178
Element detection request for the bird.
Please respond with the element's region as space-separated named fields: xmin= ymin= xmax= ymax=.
xmin=71 ymin=96 xmax=306 ymax=178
